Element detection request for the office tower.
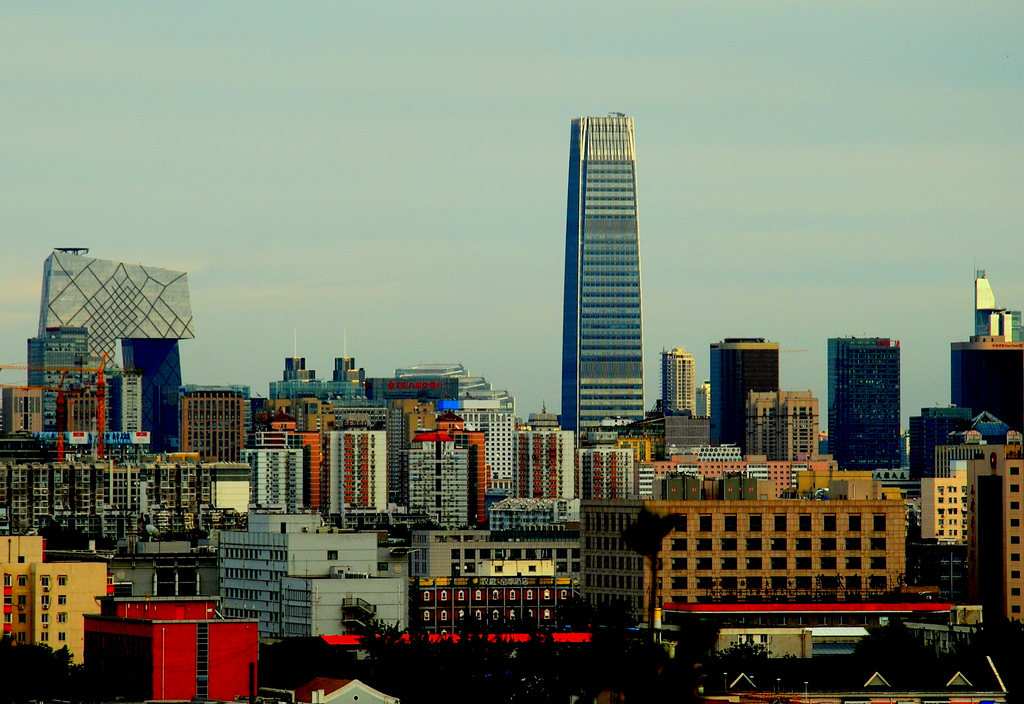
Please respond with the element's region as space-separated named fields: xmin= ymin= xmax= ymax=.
xmin=908 ymin=406 xmax=973 ymax=479
xmin=827 ymin=337 xmax=902 ymax=471
xmin=373 ymin=363 xmax=514 ymax=412
xmin=37 ymin=250 xmax=194 ymax=451
xmin=561 ymin=114 xmax=644 ymax=432
xmin=324 ymin=429 xmax=387 ymax=516
xmin=694 ymin=381 xmax=711 ymax=418
xmin=745 ymin=390 xmax=819 ymax=462
xmin=179 ymin=389 xmax=246 ymax=462
xmin=965 ymin=433 xmax=1024 ymax=620
xmin=975 ymin=270 xmax=1022 ymax=341
xmin=661 ymin=347 xmax=695 ymax=416
xmin=709 ymin=339 xmax=779 ymax=452
xmin=515 ymin=412 xmax=576 ymax=500
xmin=951 ymin=337 xmax=1024 ymax=434
xmin=27 ymin=326 xmax=98 ymax=431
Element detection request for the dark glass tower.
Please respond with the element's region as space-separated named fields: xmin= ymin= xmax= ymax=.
xmin=951 ymin=337 xmax=1024 ymax=433
xmin=827 ymin=337 xmax=901 ymax=471
xmin=709 ymin=338 xmax=779 ymax=452
xmin=561 ymin=115 xmax=644 ymax=433
xmin=122 ymin=339 xmax=182 ymax=452
xmin=908 ymin=406 xmax=973 ymax=479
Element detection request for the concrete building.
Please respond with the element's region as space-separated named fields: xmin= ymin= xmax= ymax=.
xmin=180 ymin=389 xmax=246 ymax=463
xmin=710 ymin=339 xmax=780 ymax=453
xmin=385 ymin=400 xmax=435 ymax=508
xmin=1 ymin=535 xmax=109 ymax=659
xmin=219 ymin=513 xmax=408 ymax=638
xmin=488 ymin=498 xmax=580 ymax=531
xmin=964 ymin=435 xmax=1024 ymax=620
xmin=920 ymin=468 xmax=968 ymax=543
xmin=579 ymin=435 xmax=635 ymax=500
xmin=746 ymin=390 xmax=820 ymax=462
xmin=453 ymin=401 xmax=516 ymax=493
xmin=514 ymin=413 xmax=576 ymax=500
xmin=323 ymin=429 xmax=387 ymax=517
xmin=84 ymin=597 xmax=258 ymax=702
xmin=244 ymin=446 xmax=304 ymax=512
xmin=410 ymin=527 xmax=581 ymax=580
xmin=406 ymin=430 xmax=473 ymax=528
xmin=1 ymin=387 xmax=43 ymax=434
xmin=662 ymin=347 xmax=695 ymax=416
xmin=581 ymin=497 xmax=905 ymax=624
xmin=108 ymin=541 xmax=219 ymax=598
xmin=695 ymin=381 xmax=711 ymax=418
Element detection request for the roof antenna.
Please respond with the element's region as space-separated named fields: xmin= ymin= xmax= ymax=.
xmin=344 ymin=328 xmax=348 ymax=358
xmin=294 ymin=329 xmax=297 ymax=358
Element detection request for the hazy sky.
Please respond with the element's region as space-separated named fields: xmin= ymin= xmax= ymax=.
xmin=2 ymin=2 xmax=1022 ymax=429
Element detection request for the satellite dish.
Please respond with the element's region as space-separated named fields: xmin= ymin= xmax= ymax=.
xmin=145 ymin=524 xmax=161 ymax=538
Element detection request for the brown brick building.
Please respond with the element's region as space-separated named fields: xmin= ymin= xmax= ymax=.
xmin=180 ymin=390 xmax=245 ymax=462
xmin=581 ymin=497 xmax=906 ymax=624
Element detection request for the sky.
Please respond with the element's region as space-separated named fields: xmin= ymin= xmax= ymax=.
xmin=2 ymin=2 xmax=1023 ymax=429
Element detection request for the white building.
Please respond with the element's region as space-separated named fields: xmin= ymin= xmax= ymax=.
xmin=324 ymin=430 xmax=387 ymax=515
xmin=457 ymin=400 xmax=516 ymax=492
xmin=243 ymin=447 xmax=304 ymax=512
xmin=661 ymin=347 xmax=695 ymax=416
xmin=219 ymin=513 xmax=408 ymax=638
xmin=488 ymin=497 xmax=580 ymax=530
xmin=579 ymin=445 xmax=635 ymax=500
xmin=514 ymin=414 xmax=576 ymax=499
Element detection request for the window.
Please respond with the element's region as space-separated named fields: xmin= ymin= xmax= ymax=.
xmin=746 ymin=557 xmax=763 ymax=570
xmin=846 ymin=556 xmax=862 ymax=570
xmin=721 ymin=557 xmax=737 ymax=570
xmin=1012 ymin=485 xmax=1021 ymax=493
xmin=450 ymin=549 xmax=460 ymax=559
xmin=795 ymin=576 xmax=812 ymax=589
xmin=873 ymin=514 xmax=887 ymax=531
xmin=848 ymin=514 xmax=862 ymax=531
xmin=724 ymin=515 xmax=737 ymax=532
xmin=41 ymin=613 xmax=49 ymax=624
xmin=671 ymin=576 xmax=688 ymax=589
xmin=57 ymin=613 xmax=67 ymax=623
xmin=2 ymin=575 xmax=8 ymax=587
xmin=699 ymin=515 xmax=712 ymax=532
xmin=671 ymin=557 xmax=687 ymax=570
xmin=696 ymin=538 xmax=712 ymax=551
xmin=771 ymin=538 xmax=787 ymax=551
xmin=869 ymin=575 xmax=887 ymax=589
xmin=721 ymin=538 xmax=737 ymax=551
xmin=18 ymin=576 xmax=26 ymax=587
xmin=696 ymin=557 xmax=712 ymax=570
xmin=40 ymin=632 xmax=48 ymax=642
xmin=770 ymin=557 xmax=787 ymax=570
xmin=671 ymin=538 xmax=687 ymax=551
xmin=58 ymin=632 xmax=66 ymax=642
xmin=746 ymin=538 xmax=762 ymax=551
xmin=327 ymin=551 xmax=338 ymax=561
xmin=798 ymin=514 xmax=811 ymax=531
xmin=58 ymin=595 xmax=67 ymax=605
xmin=796 ymin=538 xmax=811 ymax=551
xmin=796 ymin=556 xmax=812 ymax=569
xmin=820 ymin=557 xmax=837 ymax=570
xmin=774 ymin=515 xmax=787 ymax=531
xmin=845 ymin=537 xmax=862 ymax=551
xmin=747 ymin=577 xmax=763 ymax=590
xmin=823 ymin=514 xmax=837 ymax=531
xmin=870 ymin=537 xmax=886 ymax=550
xmin=40 ymin=576 xmax=50 ymax=588
xmin=820 ymin=538 xmax=837 ymax=551
xmin=57 ymin=576 xmax=67 ymax=587
xmin=870 ymin=556 xmax=887 ymax=569
xmin=480 ymin=549 xmax=491 ymax=559
xmin=465 ymin=549 xmax=476 ymax=559
xmin=749 ymin=514 xmax=762 ymax=532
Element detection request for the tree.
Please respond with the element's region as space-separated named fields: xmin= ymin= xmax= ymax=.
xmin=621 ymin=507 xmax=677 ymax=637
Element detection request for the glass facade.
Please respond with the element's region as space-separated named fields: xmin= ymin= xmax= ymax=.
xmin=561 ymin=115 xmax=644 ymax=432
xmin=827 ymin=337 xmax=901 ymax=471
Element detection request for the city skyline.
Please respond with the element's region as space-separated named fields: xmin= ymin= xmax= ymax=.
xmin=2 ymin=4 xmax=1022 ymax=429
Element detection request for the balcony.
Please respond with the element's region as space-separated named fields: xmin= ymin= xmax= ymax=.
xmin=341 ymin=597 xmax=376 ymax=628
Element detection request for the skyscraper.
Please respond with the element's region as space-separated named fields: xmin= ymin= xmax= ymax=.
xmin=37 ymin=249 xmax=194 ymax=451
xmin=827 ymin=337 xmax=901 ymax=471
xmin=951 ymin=337 xmax=1024 ymax=433
xmin=975 ymin=269 xmax=1021 ymax=341
xmin=661 ymin=347 xmax=695 ymax=416
xmin=709 ymin=338 xmax=779 ymax=452
xmin=561 ymin=114 xmax=644 ymax=432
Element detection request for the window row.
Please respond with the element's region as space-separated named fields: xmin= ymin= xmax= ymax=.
xmin=668 ymin=555 xmax=887 ymax=570
xmin=670 ymin=537 xmax=887 ymax=551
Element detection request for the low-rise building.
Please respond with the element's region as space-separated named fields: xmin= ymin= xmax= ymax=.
xmin=410 ymin=528 xmax=580 ymax=580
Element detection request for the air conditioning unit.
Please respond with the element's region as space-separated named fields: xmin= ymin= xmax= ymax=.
xmin=42 ymin=604 xmax=49 ymax=610
xmin=43 ymin=587 xmax=49 ymax=592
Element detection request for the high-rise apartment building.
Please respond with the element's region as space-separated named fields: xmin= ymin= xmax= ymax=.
xmin=951 ymin=337 xmax=1024 ymax=434
xmin=710 ymin=339 xmax=779 ymax=452
xmin=37 ymin=249 xmax=194 ymax=451
xmin=180 ymin=389 xmax=246 ymax=462
xmin=385 ymin=400 xmax=435 ymax=508
xmin=827 ymin=337 xmax=901 ymax=471
xmin=561 ymin=114 xmax=644 ymax=433
xmin=324 ymin=429 xmax=387 ymax=516
xmin=406 ymin=430 xmax=472 ymax=528
xmin=515 ymin=412 xmax=577 ymax=500
xmin=695 ymin=381 xmax=711 ymax=418
xmin=661 ymin=348 xmax=695 ymax=416
xmin=745 ymin=390 xmax=820 ymax=462
xmin=579 ymin=434 xmax=635 ymax=500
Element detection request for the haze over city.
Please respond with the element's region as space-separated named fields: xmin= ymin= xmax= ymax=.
xmin=3 ymin=3 xmax=1022 ymax=427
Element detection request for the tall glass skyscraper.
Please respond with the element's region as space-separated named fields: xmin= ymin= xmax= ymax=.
xmin=561 ymin=115 xmax=644 ymax=432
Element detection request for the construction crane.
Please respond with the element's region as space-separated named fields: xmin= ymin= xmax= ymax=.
xmin=0 ymin=371 xmax=70 ymax=461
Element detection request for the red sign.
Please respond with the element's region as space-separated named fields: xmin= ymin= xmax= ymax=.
xmin=388 ymin=381 xmax=443 ymax=390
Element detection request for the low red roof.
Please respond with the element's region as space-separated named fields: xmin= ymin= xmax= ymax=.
xmin=412 ymin=431 xmax=453 ymax=443
xmin=294 ymin=677 xmax=351 ymax=703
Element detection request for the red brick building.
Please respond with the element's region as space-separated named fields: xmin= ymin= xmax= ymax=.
xmin=84 ymin=597 xmax=258 ymax=702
